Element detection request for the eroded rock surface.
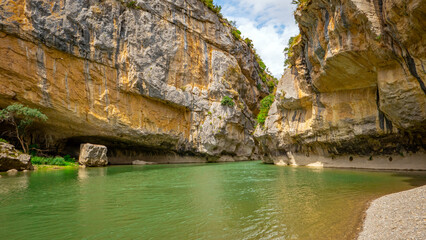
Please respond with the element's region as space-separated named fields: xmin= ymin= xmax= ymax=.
xmin=0 ymin=0 xmax=270 ymax=163
xmin=0 ymin=142 xmax=33 ymax=171
xmin=255 ymin=0 xmax=426 ymax=169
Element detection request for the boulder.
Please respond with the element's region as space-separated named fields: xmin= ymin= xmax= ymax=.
xmin=0 ymin=142 xmax=33 ymax=172
xmin=7 ymin=169 xmax=18 ymax=175
xmin=78 ymin=143 xmax=108 ymax=167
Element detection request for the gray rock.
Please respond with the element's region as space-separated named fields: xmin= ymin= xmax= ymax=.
xmin=132 ymin=160 xmax=156 ymax=165
xmin=7 ymin=169 xmax=18 ymax=175
xmin=0 ymin=142 xmax=33 ymax=172
xmin=79 ymin=143 xmax=108 ymax=167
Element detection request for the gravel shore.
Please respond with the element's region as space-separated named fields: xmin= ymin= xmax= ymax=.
xmin=358 ymin=185 xmax=426 ymax=240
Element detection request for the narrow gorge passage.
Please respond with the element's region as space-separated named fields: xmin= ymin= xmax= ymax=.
xmin=0 ymin=0 xmax=425 ymax=240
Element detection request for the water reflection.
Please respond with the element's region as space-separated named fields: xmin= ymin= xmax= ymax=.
xmin=0 ymin=162 xmax=425 ymax=240
xmin=0 ymin=172 xmax=29 ymax=194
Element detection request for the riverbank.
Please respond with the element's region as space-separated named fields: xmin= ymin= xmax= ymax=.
xmin=358 ymin=184 xmax=426 ymax=240
xmin=265 ymin=151 xmax=426 ymax=171
xmin=33 ymin=165 xmax=78 ymax=171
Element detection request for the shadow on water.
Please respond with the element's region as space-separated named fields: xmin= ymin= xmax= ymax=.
xmin=390 ymin=171 xmax=426 ymax=187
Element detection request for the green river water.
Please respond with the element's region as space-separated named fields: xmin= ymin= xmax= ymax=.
xmin=1 ymin=161 xmax=425 ymax=240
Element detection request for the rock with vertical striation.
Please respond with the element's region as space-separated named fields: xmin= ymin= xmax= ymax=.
xmin=79 ymin=143 xmax=108 ymax=167
xmin=255 ymin=0 xmax=426 ymax=169
xmin=0 ymin=0 xmax=271 ymax=163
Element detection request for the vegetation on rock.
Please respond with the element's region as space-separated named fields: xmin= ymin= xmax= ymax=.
xmin=221 ymin=96 xmax=235 ymax=107
xmin=244 ymin=38 xmax=253 ymax=48
xmin=200 ymin=0 xmax=222 ymax=14
xmin=257 ymin=94 xmax=275 ymax=125
xmin=231 ymin=29 xmax=242 ymax=40
xmin=0 ymin=104 xmax=47 ymax=153
xmin=284 ymin=34 xmax=301 ymax=67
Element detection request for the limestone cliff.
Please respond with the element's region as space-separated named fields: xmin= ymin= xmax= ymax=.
xmin=0 ymin=0 xmax=271 ymax=163
xmin=255 ymin=0 xmax=426 ymax=169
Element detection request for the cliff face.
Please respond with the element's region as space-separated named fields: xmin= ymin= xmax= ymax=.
xmin=255 ymin=0 xmax=426 ymax=169
xmin=0 ymin=0 xmax=270 ymax=163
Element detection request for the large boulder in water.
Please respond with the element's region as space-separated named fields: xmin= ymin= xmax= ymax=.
xmin=0 ymin=142 xmax=33 ymax=171
xmin=79 ymin=143 xmax=108 ymax=167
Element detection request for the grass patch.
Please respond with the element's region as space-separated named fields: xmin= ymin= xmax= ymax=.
xmin=0 ymin=138 xmax=8 ymax=143
xmin=31 ymin=155 xmax=78 ymax=166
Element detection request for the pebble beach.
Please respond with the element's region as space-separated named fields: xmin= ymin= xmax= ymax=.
xmin=358 ymin=185 xmax=426 ymax=240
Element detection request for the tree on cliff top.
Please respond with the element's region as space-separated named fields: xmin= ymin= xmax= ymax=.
xmin=0 ymin=104 xmax=47 ymax=153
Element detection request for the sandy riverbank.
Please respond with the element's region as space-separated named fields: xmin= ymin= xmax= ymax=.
xmin=358 ymin=185 xmax=426 ymax=240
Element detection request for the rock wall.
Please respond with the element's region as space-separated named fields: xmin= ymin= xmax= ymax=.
xmin=0 ymin=0 xmax=270 ymax=163
xmin=255 ymin=0 xmax=426 ymax=170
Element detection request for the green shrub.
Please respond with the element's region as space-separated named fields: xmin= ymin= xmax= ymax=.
xmin=284 ymin=34 xmax=301 ymax=67
xmin=0 ymin=138 xmax=8 ymax=143
xmin=231 ymin=29 xmax=242 ymax=40
xmin=221 ymin=96 xmax=235 ymax=107
xmin=267 ymin=80 xmax=276 ymax=93
xmin=255 ymin=53 xmax=267 ymax=72
xmin=31 ymin=156 xmax=77 ymax=166
xmin=127 ymin=1 xmax=137 ymax=8
xmin=244 ymin=38 xmax=253 ymax=48
xmin=63 ymin=155 xmax=76 ymax=163
xmin=200 ymin=0 xmax=222 ymax=14
xmin=257 ymin=94 xmax=275 ymax=125
xmin=259 ymin=72 xmax=267 ymax=83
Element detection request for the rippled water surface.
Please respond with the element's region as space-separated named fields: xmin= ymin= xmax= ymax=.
xmin=1 ymin=161 xmax=425 ymax=240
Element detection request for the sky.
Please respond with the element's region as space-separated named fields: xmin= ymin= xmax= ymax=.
xmin=215 ymin=0 xmax=299 ymax=78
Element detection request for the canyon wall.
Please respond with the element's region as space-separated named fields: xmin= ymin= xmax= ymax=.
xmin=0 ymin=0 xmax=271 ymax=163
xmin=255 ymin=0 xmax=426 ymax=169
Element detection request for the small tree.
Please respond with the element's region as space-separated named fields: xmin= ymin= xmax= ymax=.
xmin=0 ymin=104 xmax=47 ymax=153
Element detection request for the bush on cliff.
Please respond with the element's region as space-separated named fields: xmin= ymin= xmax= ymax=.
xmin=284 ymin=34 xmax=301 ymax=67
xmin=221 ymin=96 xmax=235 ymax=107
xmin=201 ymin=0 xmax=222 ymax=14
xmin=0 ymin=104 xmax=47 ymax=153
xmin=232 ymin=29 xmax=242 ymax=40
xmin=257 ymin=94 xmax=275 ymax=125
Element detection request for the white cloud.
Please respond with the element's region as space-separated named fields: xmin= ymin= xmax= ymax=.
xmin=215 ymin=0 xmax=299 ymax=78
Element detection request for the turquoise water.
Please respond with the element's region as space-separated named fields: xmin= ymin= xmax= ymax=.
xmin=0 ymin=161 xmax=425 ymax=240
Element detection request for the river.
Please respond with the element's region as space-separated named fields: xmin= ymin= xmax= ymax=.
xmin=1 ymin=161 xmax=425 ymax=239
